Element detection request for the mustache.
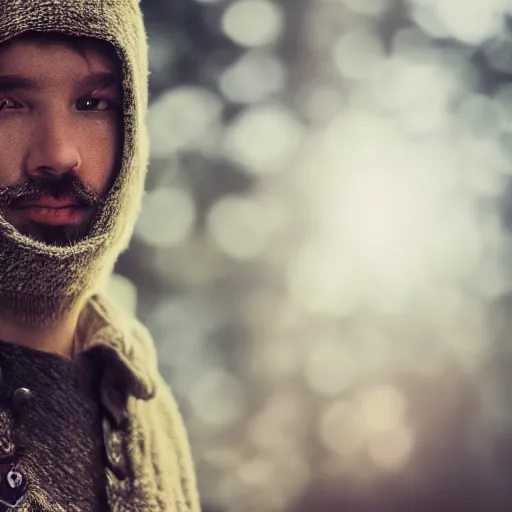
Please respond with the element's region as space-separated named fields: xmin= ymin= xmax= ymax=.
xmin=0 ymin=174 xmax=103 ymax=210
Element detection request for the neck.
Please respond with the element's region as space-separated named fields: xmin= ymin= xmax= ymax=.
xmin=0 ymin=306 xmax=82 ymax=358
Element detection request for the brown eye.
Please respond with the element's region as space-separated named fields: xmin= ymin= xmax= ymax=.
xmin=76 ymin=97 xmax=112 ymax=111
xmin=0 ymin=98 xmax=20 ymax=111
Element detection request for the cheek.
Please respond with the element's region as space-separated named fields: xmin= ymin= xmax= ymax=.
xmin=80 ymin=119 xmax=121 ymax=194
xmin=0 ymin=131 xmax=26 ymax=186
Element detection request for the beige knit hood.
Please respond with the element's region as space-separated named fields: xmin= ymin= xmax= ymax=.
xmin=0 ymin=0 xmax=149 ymax=328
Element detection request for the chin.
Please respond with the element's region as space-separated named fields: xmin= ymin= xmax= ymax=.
xmin=18 ymin=221 xmax=91 ymax=246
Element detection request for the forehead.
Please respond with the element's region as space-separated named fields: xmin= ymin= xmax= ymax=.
xmin=0 ymin=34 xmax=121 ymax=77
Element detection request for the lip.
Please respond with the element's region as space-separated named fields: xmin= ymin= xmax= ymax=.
xmin=14 ymin=197 xmax=80 ymax=209
xmin=13 ymin=205 xmax=87 ymax=225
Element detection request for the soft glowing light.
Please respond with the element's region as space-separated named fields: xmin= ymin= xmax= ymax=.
xmin=207 ymin=195 xmax=274 ymax=260
xmin=202 ymin=447 xmax=241 ymax=470
xmin=103 ymin=273 xmax=138 ymax=316
xmin=135 ymin=188 xmax=196 ymax=248
xmin=319 ymin=390 xmax=414 ymax=472
xmin=332 ymin=28 xmax=385 ymax=80
xmin=369 ymin=56 xmax=464 ymax=114
xmin=247 ymin=391 xmax=306 ymax=451
xmin=236 ymin=457 xmax=275 ymax=487
xmin=392 ymin=26 xmax=436 ymax=61
xmin=218 ymin=51 xmax=285 ymax=104
xmin=286 ymin=240 xmax=360 ymax=316
xmin=145 ymin=295 xmax=226 ymax=376
xmin=319 ymin=400 xmax=365 ymax=456
xmin=436 ymin=0 xmax=507 ymax=45
xmin=323 ymin=118 xmax=433 ymax=281
xmin=367 ymin=424 xmax=415 ymax=470
xmin=304 ymin=340 xmax=359 ymax=395
xmin=253 ymin=338 xmax=303 ymax=382
xmin=148 ymin=87 xmax=222 ymax=157
xmin=307 ymin=109 xmax=494 ymax=312
xmin=354 ymin=386 xmax=407 ymax=435
xmin=189 ymin=369 xmax=245 ymax=427
xmin=139 ymin=1 xmax=512 ymax=510
xmin=296 ymin=82 xmax=345 ymax=123
xmin=223 ymin=103 xmax=304 ymax=175
xmin=221 ymin=0 xmax=284 ymax=47
xmin=408 ymin=0 xmax=508 ymax=45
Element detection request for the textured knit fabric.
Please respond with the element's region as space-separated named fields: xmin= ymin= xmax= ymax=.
xmin=0 ymin=292 xmax=200 ymax=512
xmin=0 ymin=0 xmax=150 ymax=328
xmin=84 ymin=294 xmax=201 ymax=512
xmin=0 ymin=340 xmax=109 ymax=511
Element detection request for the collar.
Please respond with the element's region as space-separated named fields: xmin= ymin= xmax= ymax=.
xmin=78 ymin=293 xmax=157 ymax=401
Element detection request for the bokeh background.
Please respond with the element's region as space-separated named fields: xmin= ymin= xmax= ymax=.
xmin=105 ymin=0 xmax=512 ymax=510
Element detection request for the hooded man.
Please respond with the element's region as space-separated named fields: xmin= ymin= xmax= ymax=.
xmin=0 ymin=0 xmax=200 ymax=510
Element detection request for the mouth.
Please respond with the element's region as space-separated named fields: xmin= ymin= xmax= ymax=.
xmin=9 ymin=197 xmax=88 ymax=226
xmin=13 ymin=196 xmax=81 ymax=209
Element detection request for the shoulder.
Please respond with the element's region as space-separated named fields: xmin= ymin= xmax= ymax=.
xmin=88 ymin=292 xmax=201 ymax=511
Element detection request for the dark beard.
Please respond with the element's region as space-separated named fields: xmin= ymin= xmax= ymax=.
xmin=0 ymin=173 xmax=100 ymax=210
xmin=0 ymin=173 xmax=103 ymax=246
xmin=16 ymin=219 xmax=94 ymax=246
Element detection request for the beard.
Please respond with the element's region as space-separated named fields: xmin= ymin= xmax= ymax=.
xmin=13 ymin=219 xmax=94 ymax=246
xmin=0 ymin=173 xmax=104 ymax=247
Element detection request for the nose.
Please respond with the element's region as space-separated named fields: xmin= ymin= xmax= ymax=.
xmin=24 ymin=113 xmax=81 ymax=180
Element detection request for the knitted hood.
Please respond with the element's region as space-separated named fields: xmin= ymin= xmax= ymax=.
xmin=0 ymin=0 xmax=149 ymax=328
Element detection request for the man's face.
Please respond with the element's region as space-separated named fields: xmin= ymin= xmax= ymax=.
xmin=0 ymin=36 xmax=123 ymax=246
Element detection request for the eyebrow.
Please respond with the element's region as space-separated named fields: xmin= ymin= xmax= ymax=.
xmin=0 ymin=71 xmax=121 ymax=93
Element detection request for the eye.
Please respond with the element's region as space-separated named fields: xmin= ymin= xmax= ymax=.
xmin=0 ymin=97 xmax=22 ymax=111
xmin=76 ymin=97 xmax=115 ymax=112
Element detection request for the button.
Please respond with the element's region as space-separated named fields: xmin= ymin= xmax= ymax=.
xmin=0 ymin=466 xmax=27 ymax=507
xmin=0 ymin=439 xmax=15 ymax=464
xmin=102 ymin=417 xmax=128 ymax=481
xmin=12 ymin=388 xmax=32 ymax=410
xmin=6 ymin=469 xmax=23 ymax=490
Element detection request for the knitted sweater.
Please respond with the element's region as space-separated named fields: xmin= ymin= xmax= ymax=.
xmin=0 ymin=294 xmax=200 ymax=512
